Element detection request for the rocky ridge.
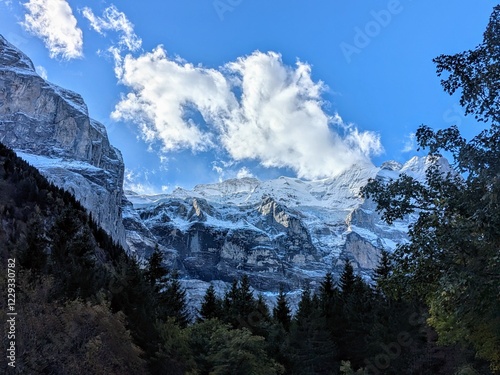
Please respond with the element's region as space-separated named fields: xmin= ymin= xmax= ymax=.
xmin=123 ymin=157 xmax=445 ymax=292
xmin=0 ymin=35 xmax=127 ymax=247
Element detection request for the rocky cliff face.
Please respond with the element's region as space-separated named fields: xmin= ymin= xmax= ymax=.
xmin=0 ymin=35 xmax=127 ymax=247
xmin=123 ymin=158 xmax=445 ymax=291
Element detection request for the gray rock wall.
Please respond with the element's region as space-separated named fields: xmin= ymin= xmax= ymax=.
xmin=0 ymin=35 xmax=127 ymax=248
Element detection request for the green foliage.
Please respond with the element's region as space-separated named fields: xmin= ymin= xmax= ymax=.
xmin=159 ymin=272 xmax=190 ymax=327
xmin=222 ymin=275 xmax=258 ymax=329
xmin=296 ymin=286 xmax=314 ymax=321
xmin=188 ymin=319 xmax=284 ymax=375
xmin=339 ymin=260 xmax=356 ymax=295
xmin=373 ymin=250 xmax=392 ymax=294
xmin=152 ymin=318 xmax=197 ymax=375
xmin=0 ymin=142 xmax=170 ymax=372
xmin=361 ymin=5 xmax=500 ymax=371
xmin=340 ymin=361 xmax=368 ymax=375
xmin=144 ymin=244 xmax=169 ymax=290
xmin=288 ymin=305 xmax=338 ymax=374
xmin=434 ymin=5 xmax=500 ymax=124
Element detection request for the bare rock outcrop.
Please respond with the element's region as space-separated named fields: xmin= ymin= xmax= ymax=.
xmin=0 ymin=35 xmax=127 ymax=247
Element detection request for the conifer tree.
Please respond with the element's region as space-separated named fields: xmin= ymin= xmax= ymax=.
xmin=339 ymin=259 xmax=356 ymax=296
xmin=145 ymin=244 xmax=169 ymax=291
xmin=223 ymin=274 xmax=257 ymax=329
xmin=222 ymin=279 xmax=239 ymax=324
xmin=251 ymin=294 xmax=272 ymax=338
xmin=238 ymin=274 xmax=256 ymax=318
xmin=19 ymin=214 xmax=47 ymax=273
xmin=295 ymin=286 xmax=314 ymax=323
xmin=288 ymin=304 xmax=338 ymax=374
xmin=319 ymin=272 xmax=336 ymax=300
xmin=161 ymin=272 xmax=190 ymax=328
xmin=373 ymin=250 xmax=392 ymax=295
xmin=199 ymin=284 xmax=222 ymax=321
xmin=273 ymin=285 xmax=292 ymax=332
xmin=256 ymin=294 xmax=272 ymax=321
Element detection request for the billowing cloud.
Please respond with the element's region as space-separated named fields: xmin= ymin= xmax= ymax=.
xmin=219 ymin=52 xmax=382 ymax=178
xmin=112 ymin=46 xmax=235 ymax=151
xmin=21 ymin=0 xmax=83 ymax=60
xmin=236 ymin=167 xmax=254 ymax=179
xmin=112 ymin=48 xmax=383 ymax=180
xmin=82 ymin=5 xmax=141 ymax=52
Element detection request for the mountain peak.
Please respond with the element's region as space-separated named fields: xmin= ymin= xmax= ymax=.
xmin=193 ymin=177 xmax=261 ymax=197
xmin=0 ymin=34 xmax=127 ymax=248
xmin=380 ymin=160 xmax=403 ymax=171
xmin=0 ymin=34 xmax=35 ymax=73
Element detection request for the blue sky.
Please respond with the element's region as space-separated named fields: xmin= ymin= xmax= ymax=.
xmin=0 ymin=1 xmax=495 ymax=193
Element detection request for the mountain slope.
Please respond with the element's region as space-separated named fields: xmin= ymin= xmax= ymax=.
xmin=124 ymin=157 xmax=441 ymax=291
xmin=0 ymin=35 xmax=127 ymax=247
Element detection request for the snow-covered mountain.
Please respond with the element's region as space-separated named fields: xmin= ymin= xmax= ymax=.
xmin=0 ymin=34 xmax=447 ymax=297
xmin=123 ymin=157 xmax=441 ymax=291
xmin=0 ymin=35 xmax=127 ymax=248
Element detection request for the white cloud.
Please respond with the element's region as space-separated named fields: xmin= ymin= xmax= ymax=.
xmin=212 ymin=163 xmax=225 ymax=182
xmin=124 ymin=168 xmax=159 ymax=195
xmin=21 ymin=0 xmax=83 ymax=60
xmin=219 ymin=52 xmax=382 ymax=179
xmin=402 ymin=132 xmax=416 ymax=153
xmin=212 ymin=165 xmax=224 ymax=175
xmin=236 ymin=167 xmax=254 ymax=179
xmin=112 ymin=46 xmax=234 ymax=151
xmin=343 ymin=122 xmax=384 ymax=156
xmin=112 ymin=48 xmax=383 ymax=180
xmin=35 ymin=65 xmax=47 ymax=80
xmin=82 ymin=5 xmax=141 ymax=52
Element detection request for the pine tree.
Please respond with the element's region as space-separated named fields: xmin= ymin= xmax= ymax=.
xmin=222 ymin=279 xmax=239 ymax=324
xmin=144 ymin=244 xmax=169 ymax=291
xmin=288 ymin=306 xmax=338 ymax=374
xmin=251 ymin=294 xmax=272 ymax=337
xmin=160 ymin=272 xmax=190 ymax=328
xmin=238 ymin=274 xmax=256 ymax=318
xmin=340 ymin=259 xmax=356 ymax=296
xmin=199 ymin=284 xmax=221 ymax=321
xmin=295 ymin=286 xmax=314 ymax=323
xmin=373 ymin=250 xmax=391 ymax=294
xmin=256 ymin=294 xmax=272 ymax=322
xmin=273 ymin=285 xmax=292 ymax=332
xmin=319 ymin=272 xmax=336 ymax=301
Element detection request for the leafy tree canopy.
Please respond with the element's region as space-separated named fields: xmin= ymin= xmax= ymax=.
xmin=362 ymin=5 xmax=500 ymax=371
